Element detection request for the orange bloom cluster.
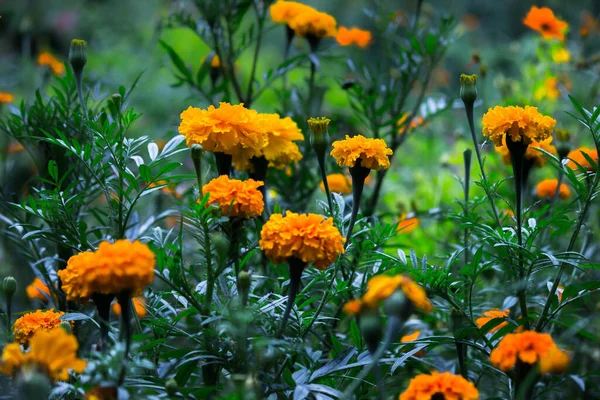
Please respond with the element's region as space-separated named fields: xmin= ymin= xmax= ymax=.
xmin=566 ymin=147 xmax=598 ymax=171
xmin=319 ymin=173 xmax=352 ymax=194
xmin=399 ymin=371 xmax=479 ymax=400
xmin=37 ymin=52 xmax=66 ymax=75
xmin=342 ymin=299 xmax=363 ymax=315
xmin=58 ymin=240 xmax=155 ymax=301
xmin=397 ymin=217 xmax=419 ymax=234
xmin=536 ymin=179 xmax=571 ymax=200
xmin=0 ymin=92 xmax=14 ymax=103
xmin=495 ymin=136 xmax=557 ymax=167
xmin=535 ymin=77 xmax=560 ymax=101
xmin=523 ymin=6 xmax=568 ymax=41
xmin=490 ymin=331 xmax=570 ymax=373
xmin=259 ymin=211 xmax=345 ymax=270
xmin=481 ymin=106 xmax=556 ymax=147
xmin=112 ymin=297 xmax=148 ymax=318
xmin=269 ymin=1 xmax=314 ymax=25
xmin=336 ymin=27 xmax=372 ymax=47
xmin=270 ymin=1 xmax=336 ymax=39
xmin=26 ymin=277 xmax=51 ymax=302
xmin=202 ymin=175 xmax=264 ymax=218
xmin=475 ymin=309 xmax=510 ymax=333
xmin=331 ymin=135 xmax=393 ymax=171
xmin=12 ymin=309 xmax=71 ymax=345
xmin=0 ymin=329 xmax=86 ymax=381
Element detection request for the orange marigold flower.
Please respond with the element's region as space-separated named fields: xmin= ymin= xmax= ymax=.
xmin=539 ymin=346 xmax=570 ymax=374
xmin=288 ymin=9 xmax=337 ymax=39
xmin=37 ymin=52 xmax=66 ymax=75
xmin=12 ymin=309 xmax=71 ymax=345
xmin=319 ymin=173 xmax=352 ymax=194
xmin=399 ymin=371 xmax=479 ymax=400
xmin=362 ymin=275 xmax=433 ymax=313
xmin=495 ymin=136 xmax=557 ymax=167
xmin=397 ymin=217 xmax=419 ymax=234
xmin=343 ymin=299 xmax=363 ymax=315
xmin=336 ymin=26 xmax=372 ymax=47
xmin=331 ymin=135 xmax=393 ymax=171
xmin=0 ymin=92 xmax=14 ymax=103
xmin=178 ymin=103 xmax=267 ymax=162
xmin=396 ymin=113 xmax=425 ymax=134
xmin=536 ymin=179 xmax=571 ymax=200
xmin=490 ymin=331 xmax=569 ymax=373
xmin=270 ymin=1 xmax=315 ymax=25
xmin=59 ymin=240 xmax=155 ymax=301
xmin=112 ymin=297 xmax=148 ymax=318
xmin=259 ymin=211 xmax=345 ymax=270
xmin=535 ymin=77 xmax=560 ymax=101
xmin=566 ymin=147 xmax=598 ymax=171
xmin=475 ymin=309 xmax=509 ymax=333
xmin=0 ymin=329 xmax=86 ymax=381
xmin=481 ymin=106 xmax=556 ymax=147
xmin=523 ymin=6 xmax=568 ymax=41
xmin=26 ymin=277 xmax=51 ymax=302
xmin=202 ymin=175 xmax=264 ymax=218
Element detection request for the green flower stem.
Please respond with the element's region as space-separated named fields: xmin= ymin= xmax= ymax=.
xmin=92 ymin=293 xmax=114 ymax=353
xmin=203 ymin=220 xmax=214 ymax=314
xmin=74 ymin=70 xmax=88 ymax=121
xmin=229 ymin=217 xmax=245 ymax=297
xmin=5 ymin=295 xmax=12 ymax=336
xmin=463 ymin=149 xmax=472 ymax=268
xmin=250 ymin=156 xmax=269 ymax=215
xmin=300 ymin=261 xmax=340 ymax=339
xmin=276 ymin=258 xmax=306 ymax=338
xmin=214 ymin=152 xmax=233 ymax=177
xmin=346 ymin=164 xmax=370 ymax=247
xmin=317 ymin=155 xmax=334 ymax=215
xmin=514 ymin=361 xmax=538 ymax=400
xmin=117 ymin=292 xmax=132 ymax=356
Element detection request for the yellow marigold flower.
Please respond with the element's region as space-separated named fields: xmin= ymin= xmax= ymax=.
xmin=481 ymin=105 xmax=556 ymax=147
xmin=319 ymin=173 xmax=352 ymax=194
xmin=523 ymin=6 xmax=568 ymax=41
xmin=288 ymin=9 xmax=337 ymax=39
xmin=343 ymin=299 xmax=363 ymax=315
xmin=475 ymin=309 xmax=509 ymax=333
xmin=112 ymin=297 xmax=148 ymax=318
xmin=362 ymin=275 xmax=433 ymax=313
xmin=536 ymin=179 xmax=571 ymax=200
xmin=490 ymin=331 xmax=569 ymax=373
xmin=37 ymin=51 xmax=66 ymax=75
xmin=552 ymin=47 xmax=570 ymax=63
xmin=178 ymin=103 xmax=267 ymax=162
xmin=399 ymin=371 xmax=479 ymax=400
xmin=539 ymin=346 xmax=570 ymax=374
xmin=495 ymin=136 xmax=557 ymax=167
xmin=259 ymin=211 xmax=345 ymax=270
xmin=59 ymin=240 xmax=155 ymax=301
xmin=0 ymin=343 xmax=23 ymax=376
xmin=566 ymin=147 xmax=598 ymax=171
xmin=202 ymin=175 xmax=264 ymax=218
xmin=336 ymin=26 xmax=372 ymax=47
xmin=208 ymin=54 xmax=221 ymax=68
xmin=270 ymin=1 xmax=314 ymax=25
xmin=331 ymin=135 xmax=393 ymax=171
xmin=26 ymin=277 xmax=51 ymax=302
xmin=397 ymin=217 xmax=419 ymax=234
xmin=0 ymin=92 xmax=14 ymax=103
xmin=396 ymin=113 xmax=425 ymax=134
xmin=534 ymin=77 xmax=560 ymax=101
xmin=12 ymin=309 xmax=71 ymax=345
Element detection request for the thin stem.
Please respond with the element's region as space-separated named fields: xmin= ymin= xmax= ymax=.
xmin=204 ymin=220 xmax=214 ymax=313
xmin=5 ymin=295 xmax=12 ymax=335
xmin=245 ymin=3 xmax=266 ymax=106
xmin=74 ymin=70 xmax=88 ymax=121
xmin=276 ymin=258 xmax=305 ymax=338
xmin=463 ymin=149 xmax=472 ymax=268
xmin=93 ymin=293 xmax=113 ymax=353
xmin=300 ymin=262 xmax=340 ymax=339
xmin=346 ymin=165 xmax=369 ymax=247
xmin=317 ymin=156 xmax=334 ymax=215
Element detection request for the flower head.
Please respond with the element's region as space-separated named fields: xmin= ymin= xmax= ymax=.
xmin=523 ymin=6 xmax=568 ymax=41
xmin=202 ymin=175 xmax=264 ymax=218
xmin=0 ymin=92 xmax=14 ymax=103
xmin=535 ymin=77 xmax=560 ymax=101
xmin=495 ymin=135 xmax=557 ymax=167
xmin=319 ymin=173 xmax=352 ymax=194
xmin=343 ymin=299 xmax=363 ymax=316
xmin=288 ymin=9 xmax=337 ymax=39
xmin=490 ymin=331 xmax=569 ymax=373
xmin=481 ymin=106 xmax=556 ymax=147
xmin=401 ymin=330 xmax=421 ymax=343
xmin=270 ymin=1 xmax=315 ymax=25
xmin=37 ymin=52 xmax=65 ymax=75
xmin=362 ymin=275 xmax=432 ymax=313
xmin=26 ymin=278 xmax=51 ymax=303
xmin=259 ymin=211 xmax=345 ymax=269
xmin=475 ymin=309 xmax=510 ymax=333
xmin=336 ymin=27 xmax=372 ymax=47
xmin=12 ymin=309 xmax=70 ymax=345
xmin=566 ymin=147 xmax=598 ymax=171
xmin=331 ymin=135 xmax=393 ymax=171
xmin=552 ymin=47 xmax=570 ymax=63
xmin=397 ymin=217 xmax=419 ymax=234
xmin=536 ymin=179 xmax=571 ymax=200
xmin=112 ymin=297 xmax=148 ymax=318
xmin=399 ymin=371 xmax=479 ymax=400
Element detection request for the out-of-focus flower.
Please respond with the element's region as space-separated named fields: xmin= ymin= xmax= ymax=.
xmin=319 ymin=173 xmax=351 ymax=194
xmin=397 ymin=113 xmax=425 ymax=134
xmin=547 ymin=282 xmax=565 ymax=302
xmin=362 ymin=275 xmax=432 ymax=312
xmin=84 ymin=386 xmax=118 ymax=400
xmin=270 ymin=1 xmax=315 ymax=25
xmin=399 ymin=371 xmax=479 ymax=400
xmin=342 ymin=299 xmax=363 ymax=316
xmin=401 ymin=330 xmax=425 ymax=357
xmin=552 ymin=47 xmax=571 ymax=63
xmin=259 ymin=211 xmax=345 ymax=270
xmin=534 ymin=77 xmax=560 ymax=101
xmin=26 ymin=278 xmax=51 ymax=303
xmin=37 ymin=52 xmax=66 ymax=75
xmin=397 ymin=216 xmax=419 ymax=234
xmin=331 ymin=135 xmax=392 ymax=171
xmin=461 ymin=14 xmax=480 ymax=31
xmin=475 ymin=309 xmax=509 ymax=333
xmin=536 ymin=179 xmax=571 ymax=200
xmin=336 ymin=26 xmax=372 ymax=47
xmin=580 ymin=11 xmax=599 ymax=38
xmin=566 ymin=147 xmax=598 ymax=171
xmin=12 ymin=309 xmax=71 ymax=345
xmin=481 ymin=106 xmax=556 ymax=147
xmin=288 ymin=9 xmax=337 ymax=39
xmin=0 ymin=92 xmax=14 ymax=103
xmin=523 ymin=6 xmax=568 ymax=41
xmin=112 ymin=297 xmax=148 ymax=318
xmin=495 ymin=136 xmax=557 ymax=167
xmin=202 ymin=175 xmax=264 ymax=218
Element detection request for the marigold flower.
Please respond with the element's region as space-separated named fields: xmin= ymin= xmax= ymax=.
xmin=399 ymin=371 xmax=479 ymax=400
xmin=270 ymin=1 xmax=315 ymax=25
xmin=12 ymin=309 xmax=71 ymax=345
xmin=288 ymin=9 xmax=337 ymax=39
xmin=0 ymin=92 xmax=14 ymax=103
xmin=202 ymin=175 xmax=264 ymax=218
xmin=336 ymin=26 xmax=372 ymax=47
xmin=475 ymin=309 xmax=509 ymax=333
xmin=259 ymin=211 xmax=345 ymax=270
xmin=37 ymin=52 xmax=66 ymax=75
xmin=401 ymin=330 xmax=425 ymax=357
xmin=343 ymin=299 xmax=363 ymax=315
xmin=552 ymin=47 xmax=570 ymax=63
xmin=112 ymin=297 xmax=148 ymax=318
xmin=319 ymin=173 xmax=352 ymax=194
xmin=0 ymin=329 xmax=87 ymax=381
xmin=59 ymin=240 xmax=155 ymax=301
xmin=331 ymin=135 xmax=393 ymax=171
xmin=26 ymin=277 xmax=51 ymax=302
xmin=481 ymin=106 xmax=556 ymax=147
xmin=397 ymin=217 xmax=419 ymax=234
xmin=495 ymin=136 xmax=557 ymax=167
xmin=523 ymin=6 xmax=568 ymax=41
xmin=362 ymin=275 xmax=433 ymax=313
xmin=566 ymin=147 xmax=598 ymax=171
xmin=178 ymin=103 xmax=267 ymax=163
xmin=396 ymin=113 xmax=425 ymax=134
xmin=490 ymin=331 xmax=569 ymax=373
xmin=539 ymin=346 xmax=570 ymax=374
xmin=534 ymin=77 xmax=560 ymax=101
xmin=536 ymin=179 xmax=571 ymax=200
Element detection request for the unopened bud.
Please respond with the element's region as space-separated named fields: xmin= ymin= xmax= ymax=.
xmin=308 ymin=117 xmax=330 ymax=157
xmin=383 ymin=290 xmax=411 ymax=320
xmin=358 ymin=311 xmax=383 ymax=353
xmin=3 ymin=276 xmax=17 ymax=297
xmin=59 ymin=321 xmax=73 ymax=334
xmin=191 ymin=144 xmax=204 ymax=161
xmin=556 ymin=128 xmax=571 ymax=142
xmin=165 ymin=378 xmax=178 ymax=396
xmin=69 ymin=39 xmax=87 ymax=72
xmin=459 ymin=74 xmax=478 ymax=106
xmin=238 ymin=271 xmax=252 ymax=292
xmin=111 ymin=94 xmax=122 ymax=109
xmin=212 ymin=232 xmax=229 ymax=261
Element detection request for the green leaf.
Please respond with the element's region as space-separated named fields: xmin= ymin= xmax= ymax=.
xmin=159 ymin=40 xmax=194 ymax=83
xmin=47 ymin=160 xmax=58 ymax=182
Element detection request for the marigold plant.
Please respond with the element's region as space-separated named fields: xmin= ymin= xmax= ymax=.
xmin=330 ymin=134 xmax=393 ymax=170
xmin=399 ymin=371 xmax=479 ymax=400
xmin=481 ymin=106 xmax=556 ymax=147
xmin=202 ymin=175 xmax=264 ymax=218
xmin=12 ymin=309 xmax=70 ymax=345
xmin=536 ymin=179 xmax=571 ymax=200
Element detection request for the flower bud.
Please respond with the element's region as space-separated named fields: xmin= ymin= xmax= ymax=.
xmin=459 ymin=74 xmax=478 ymax=106
xmin=191 ymin=144 xmax=204 ymax=161
xmin=212 ymin=232 xmax=229 ymax=262
xmin=165 ymin=378 xmax=178 ymax=396
xmin=238 ymin=271 xmax=252 ymax=292
xmin=69 ymin=39 xmax=87 ymax=72
xmin=479 ymin=65 xmax=488 ymax=78
xmin=308 ymin=117 xmax=330 ymax=159
xmin=191 ymin=144 xmax=204 ymax=186
xmin=111 ymin=93 xmax=122 ymax=110
xmin=3 ymin=276 xmax=17 ymax=297
xmin=16 ymin=368 xmax=51 ymax=399
xmin=358 ymin=311 xmax=383 ymax=353
xmin=383 ymin=290 xmax=411 ymax=320
xmin=59 ymin=320 xmax=73 ymax=334
xmin=555 ymin=128 xmax=570 ymax=142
